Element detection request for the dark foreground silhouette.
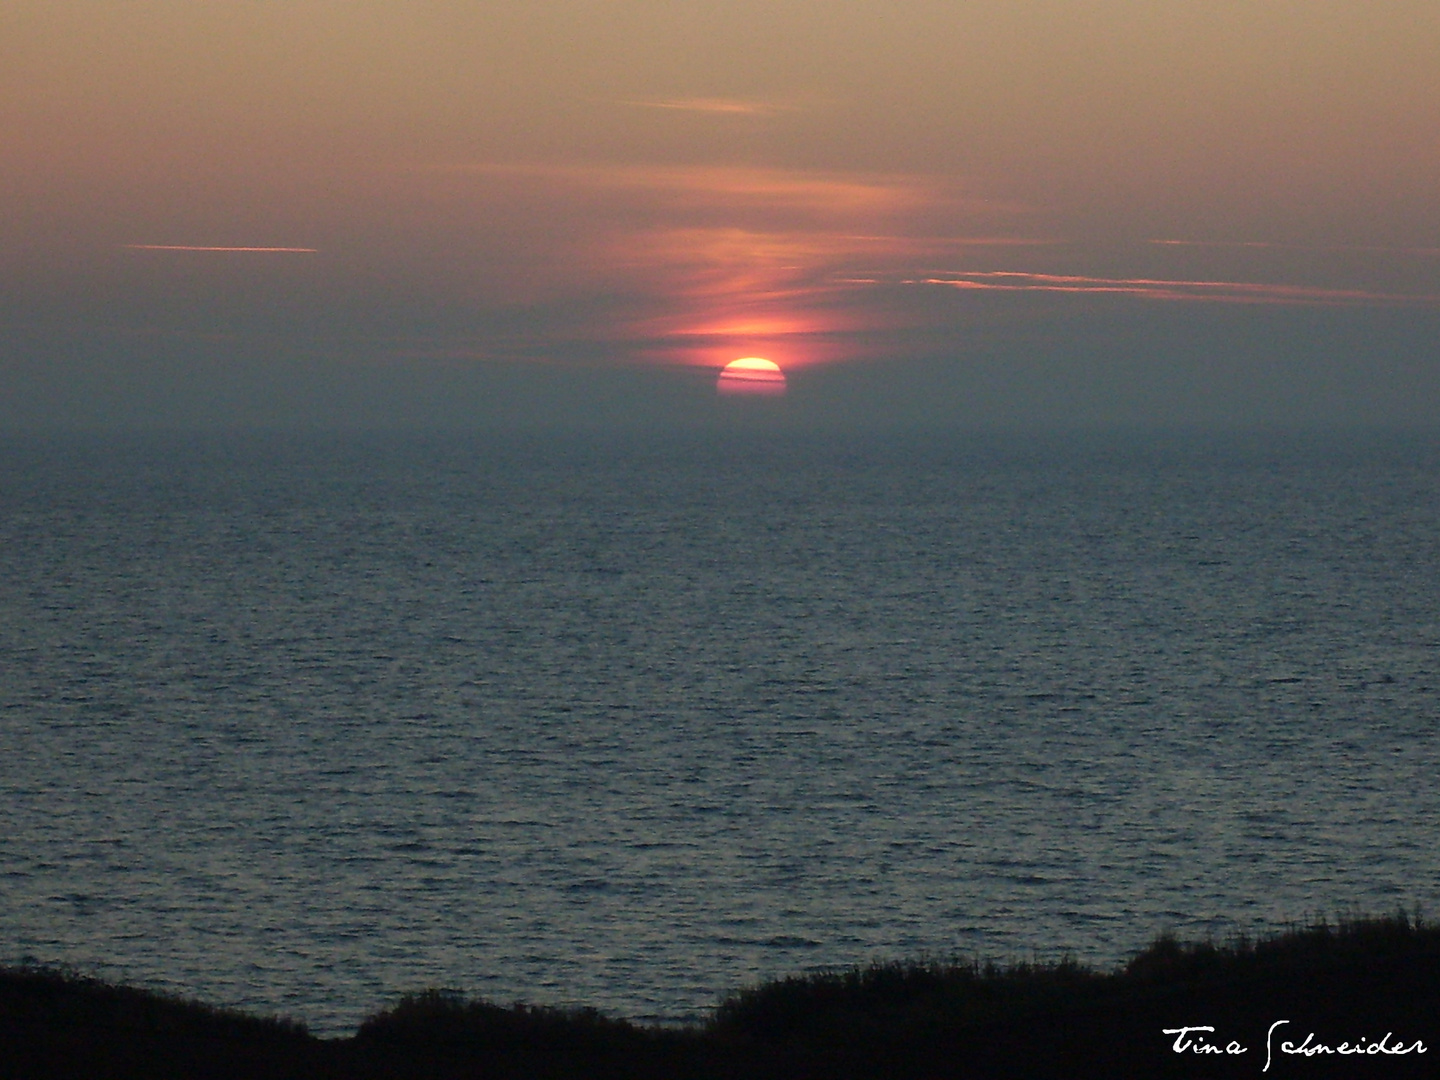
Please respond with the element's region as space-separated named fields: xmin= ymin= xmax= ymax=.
xmin=3 ymin=914 xmax=1436 ymax=1079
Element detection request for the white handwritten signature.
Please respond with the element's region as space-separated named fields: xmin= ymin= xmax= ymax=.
xmin=1163 ymin=1021 xmax=1427 ymax=1072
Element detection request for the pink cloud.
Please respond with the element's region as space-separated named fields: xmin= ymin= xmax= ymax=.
xmin=911 ymin=270 xmax=1438 ymax=307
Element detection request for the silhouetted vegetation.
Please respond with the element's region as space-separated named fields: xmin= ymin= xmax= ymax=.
xmin=4 ymin=912 xmax=1437 ymax=1078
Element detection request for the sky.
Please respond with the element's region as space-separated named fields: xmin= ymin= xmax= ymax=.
xmin=2 ymin=0 xmax=1438 ymax=431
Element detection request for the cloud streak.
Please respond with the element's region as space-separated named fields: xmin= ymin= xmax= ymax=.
xmin=409 ymin=161 xmax=1035 ymax=367
xmin=1149 ymin=239 xmax=1440 ymax=257
xmin=124 ymin=245 xmax=318 ymax=253
xmin=399 ymin=158 xmax=1437 ymax=374
xmin=618 ymin=97 xmax=798 ymax=116
xmin=431 ymin=161 xmax=979 ymax=221
xmin=911 ymin=271 xmax=1439 ymax=307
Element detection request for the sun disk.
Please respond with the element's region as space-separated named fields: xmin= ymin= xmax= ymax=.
xmin=717 ymin=357 xmax=786 ymax=397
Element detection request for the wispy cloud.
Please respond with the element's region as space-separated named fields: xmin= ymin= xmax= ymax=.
xmin=124 ymin=244 xmax=318 ymax=253
xmin=409 ymin=157 xmax=1438 ymax=371
xmin=434 ymin=161 xmax=973 ymax=220
xmin=397 ymin=158 xmax=1041 ymax=366
xmin=911 ymin=270 xmax=1439 ymax=307
xmin=1149 ymin=239 xmax=1440 ymax=257
xmin=593 ymin=227 xmax=889 ymax=366
xmin=618 ymin=97 xmax=799 ymax=116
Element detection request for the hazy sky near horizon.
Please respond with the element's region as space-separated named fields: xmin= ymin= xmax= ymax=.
xmin=3 ymin=1 xmax=1439 ymax=430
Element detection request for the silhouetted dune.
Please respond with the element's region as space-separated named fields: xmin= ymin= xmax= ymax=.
xmin=702 ymin=913 xmax=1439 ymax=1078
xmin=3 ymin=913 xmax=1436 ymax=1079
xmin=0 ymin=964 xmax=321 ymax=1079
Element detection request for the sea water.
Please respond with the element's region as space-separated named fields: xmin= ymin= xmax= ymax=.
xmin=2 ymin=430 xmax=1438 ymax=1035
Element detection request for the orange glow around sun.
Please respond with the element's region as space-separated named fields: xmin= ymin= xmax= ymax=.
xmin=717 ymin=357 xmax=786 ymax=396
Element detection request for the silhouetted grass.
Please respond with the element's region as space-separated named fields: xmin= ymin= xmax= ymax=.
xmin=0 ymin=961 xmax=308 ymax=1038
xmin=4 ymin=912 xmax=1437 ymax=1078
xmin=710 ymin=953 xmax=1100 ymax=1041
xmin=0 ymin=962 xmax=321 ymax=1079
xmin=700 ymin=911 xmax=1440 ymax=1077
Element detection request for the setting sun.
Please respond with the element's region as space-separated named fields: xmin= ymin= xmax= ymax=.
xmin=717 ymin=357 xmax=786 ymax=397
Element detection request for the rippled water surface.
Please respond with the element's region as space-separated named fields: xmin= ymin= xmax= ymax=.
xmin=3 ymin=431 xmax=1438 ymax=1035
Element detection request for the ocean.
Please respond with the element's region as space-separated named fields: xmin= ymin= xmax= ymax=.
xmin=2 ymin=429 xmax=1438 ymax=1036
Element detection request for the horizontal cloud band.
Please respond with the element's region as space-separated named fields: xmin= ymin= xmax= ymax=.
xmin=910 ymin=271 xmax=1438 ymax=307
